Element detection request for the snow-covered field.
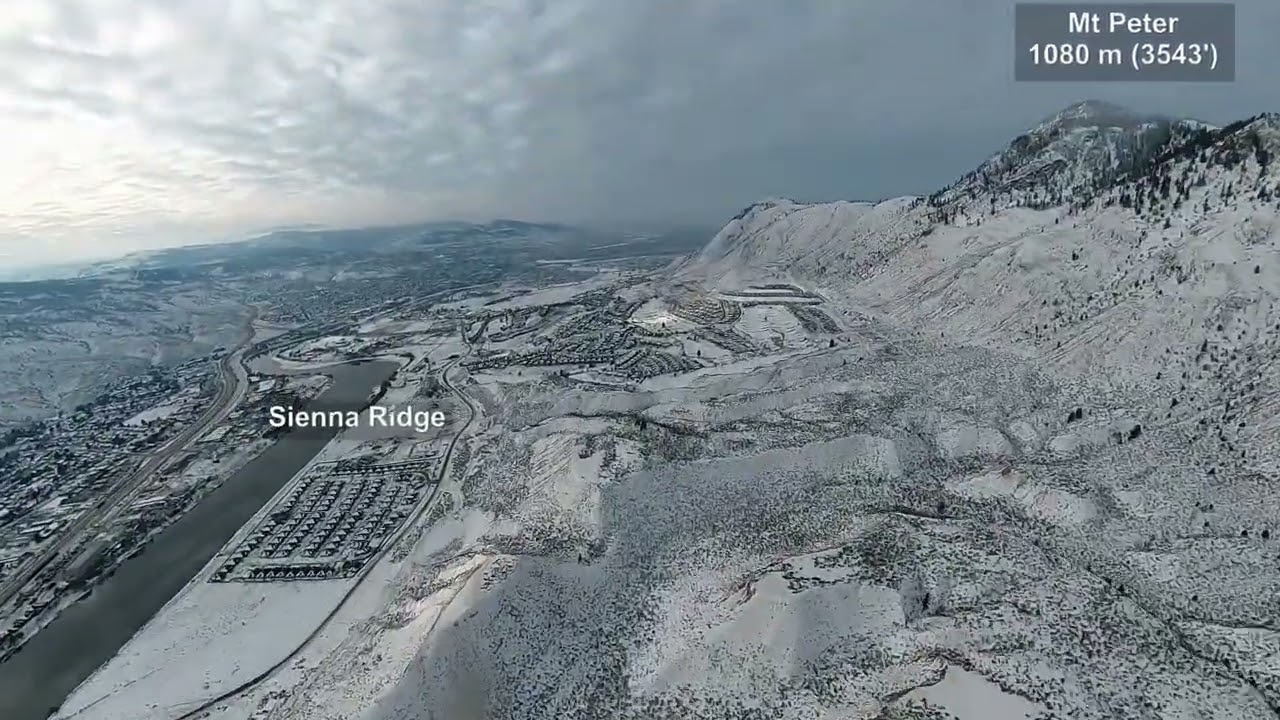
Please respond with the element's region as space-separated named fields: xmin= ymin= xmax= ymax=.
xmin=56 ymin=581 xmax=352 ymax=720
xmin=629 ymin=298 xmax=695 ymax=334
xmin=123 ymin=403 xmax=184 ymax=427
xmin=736 ymin=304 xmax=811 ymax=350
xmin=122 ymin=390 xmax=200 ymax=427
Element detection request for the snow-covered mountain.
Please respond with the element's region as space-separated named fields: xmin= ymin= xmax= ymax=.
xmin=928 ymin=99 xmax=1214 ymax=212
xmin=683 ymin=98 xmax=1280 ymax=475
xmin=688 ymin=101 xmax=1272 ymax=280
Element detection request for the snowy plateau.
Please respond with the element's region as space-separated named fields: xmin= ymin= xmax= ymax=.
xmin=58 ymin=100 xmax=1280 ymax=720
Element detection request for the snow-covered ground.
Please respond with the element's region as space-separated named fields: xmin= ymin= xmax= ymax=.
xmin=55 ymin=581 xmax=352 ymax=720
xmin=900 ymin=665 xmax=1047 ymax=720
xmin=735 ymin=304 xmax=812 ymax=350
xmin=628 ymin=297 xmax=695 ymax=334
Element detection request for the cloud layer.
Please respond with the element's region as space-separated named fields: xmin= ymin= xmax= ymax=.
xmin=4 ymin=1 xmax=1278 ymax=266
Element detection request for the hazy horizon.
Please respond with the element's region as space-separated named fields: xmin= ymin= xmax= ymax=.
xmin=5 ymin=0 xmax=1279 ymax=268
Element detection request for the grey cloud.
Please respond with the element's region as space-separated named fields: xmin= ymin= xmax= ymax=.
xmin=3 ymin=0 xmax=1278 ymax=266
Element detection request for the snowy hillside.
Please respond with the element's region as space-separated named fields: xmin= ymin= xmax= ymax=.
xmin=928 ymin=99 xmax=1215 ymax=211
xmin=682 ymin=101 xmax=1280 ymax=473
xmin=689 ymin=196 xmax=926 ymax=283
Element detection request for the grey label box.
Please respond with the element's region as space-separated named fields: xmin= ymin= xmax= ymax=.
xmin=1015 ymin=3 xmax=1235 ymax=81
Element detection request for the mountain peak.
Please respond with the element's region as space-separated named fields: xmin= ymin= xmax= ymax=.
xmin=1064 ymin=98 xmax=1127 ymax=113
xmin=1057 ymin=98 xmax=1139 ymax=118
xmin=925 ymin=101 xmax=1212 ymax=212
xmin=1036 ymin=99 xmax=1171 ymax=133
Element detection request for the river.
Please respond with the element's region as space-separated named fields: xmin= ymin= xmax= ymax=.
xmin=0 ymin=359 xmax=397 ymax=720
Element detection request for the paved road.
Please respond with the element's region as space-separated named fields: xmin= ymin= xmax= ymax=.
xmin=0 ymin=320 xmax=254 ymax=612
xmin=173 ymin=350 xmax=478 ymax=719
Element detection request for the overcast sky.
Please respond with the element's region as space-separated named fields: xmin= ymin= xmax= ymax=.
xmin=3 ymin=0 xmax=1278 ymax=268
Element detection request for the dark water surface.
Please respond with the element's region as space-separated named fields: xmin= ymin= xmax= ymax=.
xmin=0 ymin=360 xmax=396 ymax=720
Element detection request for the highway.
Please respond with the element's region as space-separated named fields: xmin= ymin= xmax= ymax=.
xmin=0 ymin=318 xmax=255 ymax=612
xmin=172 ymin=347 xmax=478 ymax=720
xmin=95 ymin=341 xmax=250 ymax=530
